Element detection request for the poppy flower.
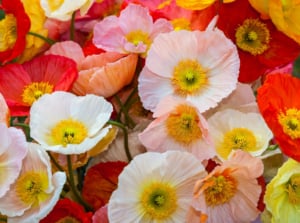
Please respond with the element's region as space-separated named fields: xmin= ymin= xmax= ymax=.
xmin=214 ymin=0 xmax=300 ymax=83
xmin=0 ymin=0 xmax=30 ymax=65
xmin=40 ymin=198 xmax=93 ymax=223
xmin=0 ymin=54 xmax=78 ymax=116
xmin=257 ymin=73 xmax=300 ymax=161
xmin=0 ymin=93 xmax=9 ymax=125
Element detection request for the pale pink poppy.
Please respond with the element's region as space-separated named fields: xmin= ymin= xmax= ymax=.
xmin=138 ymin=29 xmax=240 ymax=113
xmin=92 ymin=3 xmax=173 ymax=55
xmin=0 ymin=124 xmax=28 ymax=198
xmin=0 ymin=93 xmax=9 ymax=125
xmin=139 ymin=96 xmax=215 ymax=161
xmin=46 ymin=41 xmax=138 ymax=98
xmin=93 ymin=205 xmax=109 ymax=223
xmin=189 ymin=150 xmax=263 ymax=223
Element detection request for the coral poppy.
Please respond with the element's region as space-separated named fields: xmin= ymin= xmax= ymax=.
xmin=29 ymin=91 xmax=113 ymax=155
xmin=108 ymin=151 xmax=207 ymax=222
xmin=190 ymin=150 xmax=264 ymax=223
xmin=264 ymin=158 xmax=300 ymax=223
xmin=214 ymin=0 xmax=300 ymax=83
xmin=139 ymin=96 xmax=216 ymax=161
xmin=0 ymin=54 xmax=78 ymax=116
xmin=40 ymin=198 xmax=93 ymax=223
xmin=257 ymin=73 xmax=300 ymax=161
xmin=0 ymin=142 xmax=66 ymax=222
xmin=46 ymin=40 xmax=138 ymax=98
xmin=0 ymin=0 xmax=30 ymax=65
xmin=93 ymin=3 xmax=173 ymax=56
xmin=138 ymin=29 xmax=239 ymax=113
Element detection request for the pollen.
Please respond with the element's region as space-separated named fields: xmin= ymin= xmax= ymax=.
xmin=126 ymin=30 xmax=151 ymax=48
xmin=15 ymin=171 xmax=49 ymax=206
xmin=166 ymin=104 xmax=202 ymax=145
xmin=50 ymin=118 xmax=88 ymax=147
xmin=235 ymin=19 xmax=270 ymax=55
xmin=217 ymin=128 xmax=257 ymax=160
xmin=48 ymin=0 xmax=64 ymax=12
xmin=203 ymin=169 xmax=237 ymax=206
xmin=0 ymin=14 xmax=17 ymax=52
xmin=286 ymin=174 xmax=300 ymax=205
xmin=171 ymin=18 xmax=191 ymax=31
xmin=278 ymin=108 xmax=300 ymax=139
xmin=22 ymin=82 xmax=54 ymax=106
xmin=56 ymin=217 xmax=81 ymax=223
xmin=172 ymin=59 xmax=208 ymax=96
xmin=140 ymin=181 xmax=177 ymax=220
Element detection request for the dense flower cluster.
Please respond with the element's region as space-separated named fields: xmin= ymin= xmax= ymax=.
xmin=0 ymin=0 xmax=299 ymax=222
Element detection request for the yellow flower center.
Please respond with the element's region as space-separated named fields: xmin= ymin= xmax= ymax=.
xmin=286 ymin=174 xmax=300 ymax=205
xmin=235 ymin=19 xmax=270 ymax=55
xmin=172 ymin=59 xmax=208 ymax=96
xmin=140 ymin=182 xmax=177 ymax=220
xmin=48 ymin=0 xmax=64 ymax=11
xmin=166 ymin=104 xmax=202 ymax=145
xmin=126 ymin=30 xmax=151 ymax=48
xmin=204 ymin=170 xmax=237 ymax=206
xmin=278 ymin=108 xmax=300 ymax=139
xmin=15 ymin=171 xmax=49 ymax=206
xmin=56 ymin=217 xmax=81 ymax=223
xmin=171 ymin=18 xmax=191 ymax=31
xmin=217 ymin=128 xmax=257 ymax=159
xmin=0 ymin=14 xmax=17 ymax=52
xmin=22 ymin=82 xmax=54 ymax=106
xmin=50 ymin=118 xmax=88 ymax=147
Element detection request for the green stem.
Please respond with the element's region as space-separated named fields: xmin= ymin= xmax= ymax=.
xmin=67 ymin=155 xmax=93 ymax=212
xmin=107 ymin=120 xmax=132 ymax=162
xmin=0 ymin=217 xmax=7 ymax=222
xmin=27 ymin=31 xmax=56 ymax=45
xmin=70 ymin=12 xmax=76 ymax=41
xmin=11 ymin=122 xmax=31 ymax=141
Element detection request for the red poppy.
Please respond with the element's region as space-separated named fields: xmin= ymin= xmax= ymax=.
xmin=82 ymin=161 xmax=127 ymax=210
xmin=40 ymin=198 xmax=93 ymax=223
xmin=0 ymin=0 xmax=30 ymax=65
xmin=0 ymin=54 xmax=78 ymax=116
xmin=257 ymin=73 xmax=300 ymax=161
xmin=211 ymin=0 xmax=300 ymax=83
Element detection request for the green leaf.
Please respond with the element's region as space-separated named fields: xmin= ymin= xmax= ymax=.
xmin=0 ymin=9 xmax=5 ymax=21
xmin=292 ymin=55 xmax=300 ymax=78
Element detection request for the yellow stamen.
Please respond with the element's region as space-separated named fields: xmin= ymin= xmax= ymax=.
xmin=126 ymin=30 xmax=151 ymax=48
xmin=15 ymin=171 xmax=49 ymax=206
xmin=0 ymin=14 xmax=17 ymax=52
xmin=278 ymin=108 xmax=300 ymax=139
xmin=217 ymin=128 xmax=257 ymax=159
xmin=48 ymin=0 xmax=64 ymax=11
xmin=204 ymin=169 xmax=237 ymax=206
xmin=22 ymin=82 xmax=53 ymax=106
xmin=172 ymin=59 xmax=208 ymax=96
xmin=171 ymin=18 xmax=191 ymax=31
xmin=235 ymin=19 xmax=270 ymax=55
xmin=140 ymin=181 xmax=177 ymax=220
xmin=56 ymin=217 xmax=81 ymax=223
xmin=50 ymin=118 xmax=88 ymax=147
xmin=286 ymin=174 xmax=300 ymax=205
xmin=166 ymin=104 xmax=202 ymax=145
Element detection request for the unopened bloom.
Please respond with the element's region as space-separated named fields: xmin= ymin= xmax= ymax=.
xmin=0 ymin=124 xmax=28 ymax=199
xmin=190 ymin=150 xmax=263 ymax=223
xmin=0 ymin=142 xmax=66 ymax=223
xmin=30 ymin=91 xmax=113 ymax=155
xmin=108 ymin=151 xmax=207 ymax=222
xmin=138 ymin=29 xmax=239 ymax=113
xmin=264 ymin=158 xmax=300 ymax=223
xmin=93 ymin=3 xmax=173 ymax=56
